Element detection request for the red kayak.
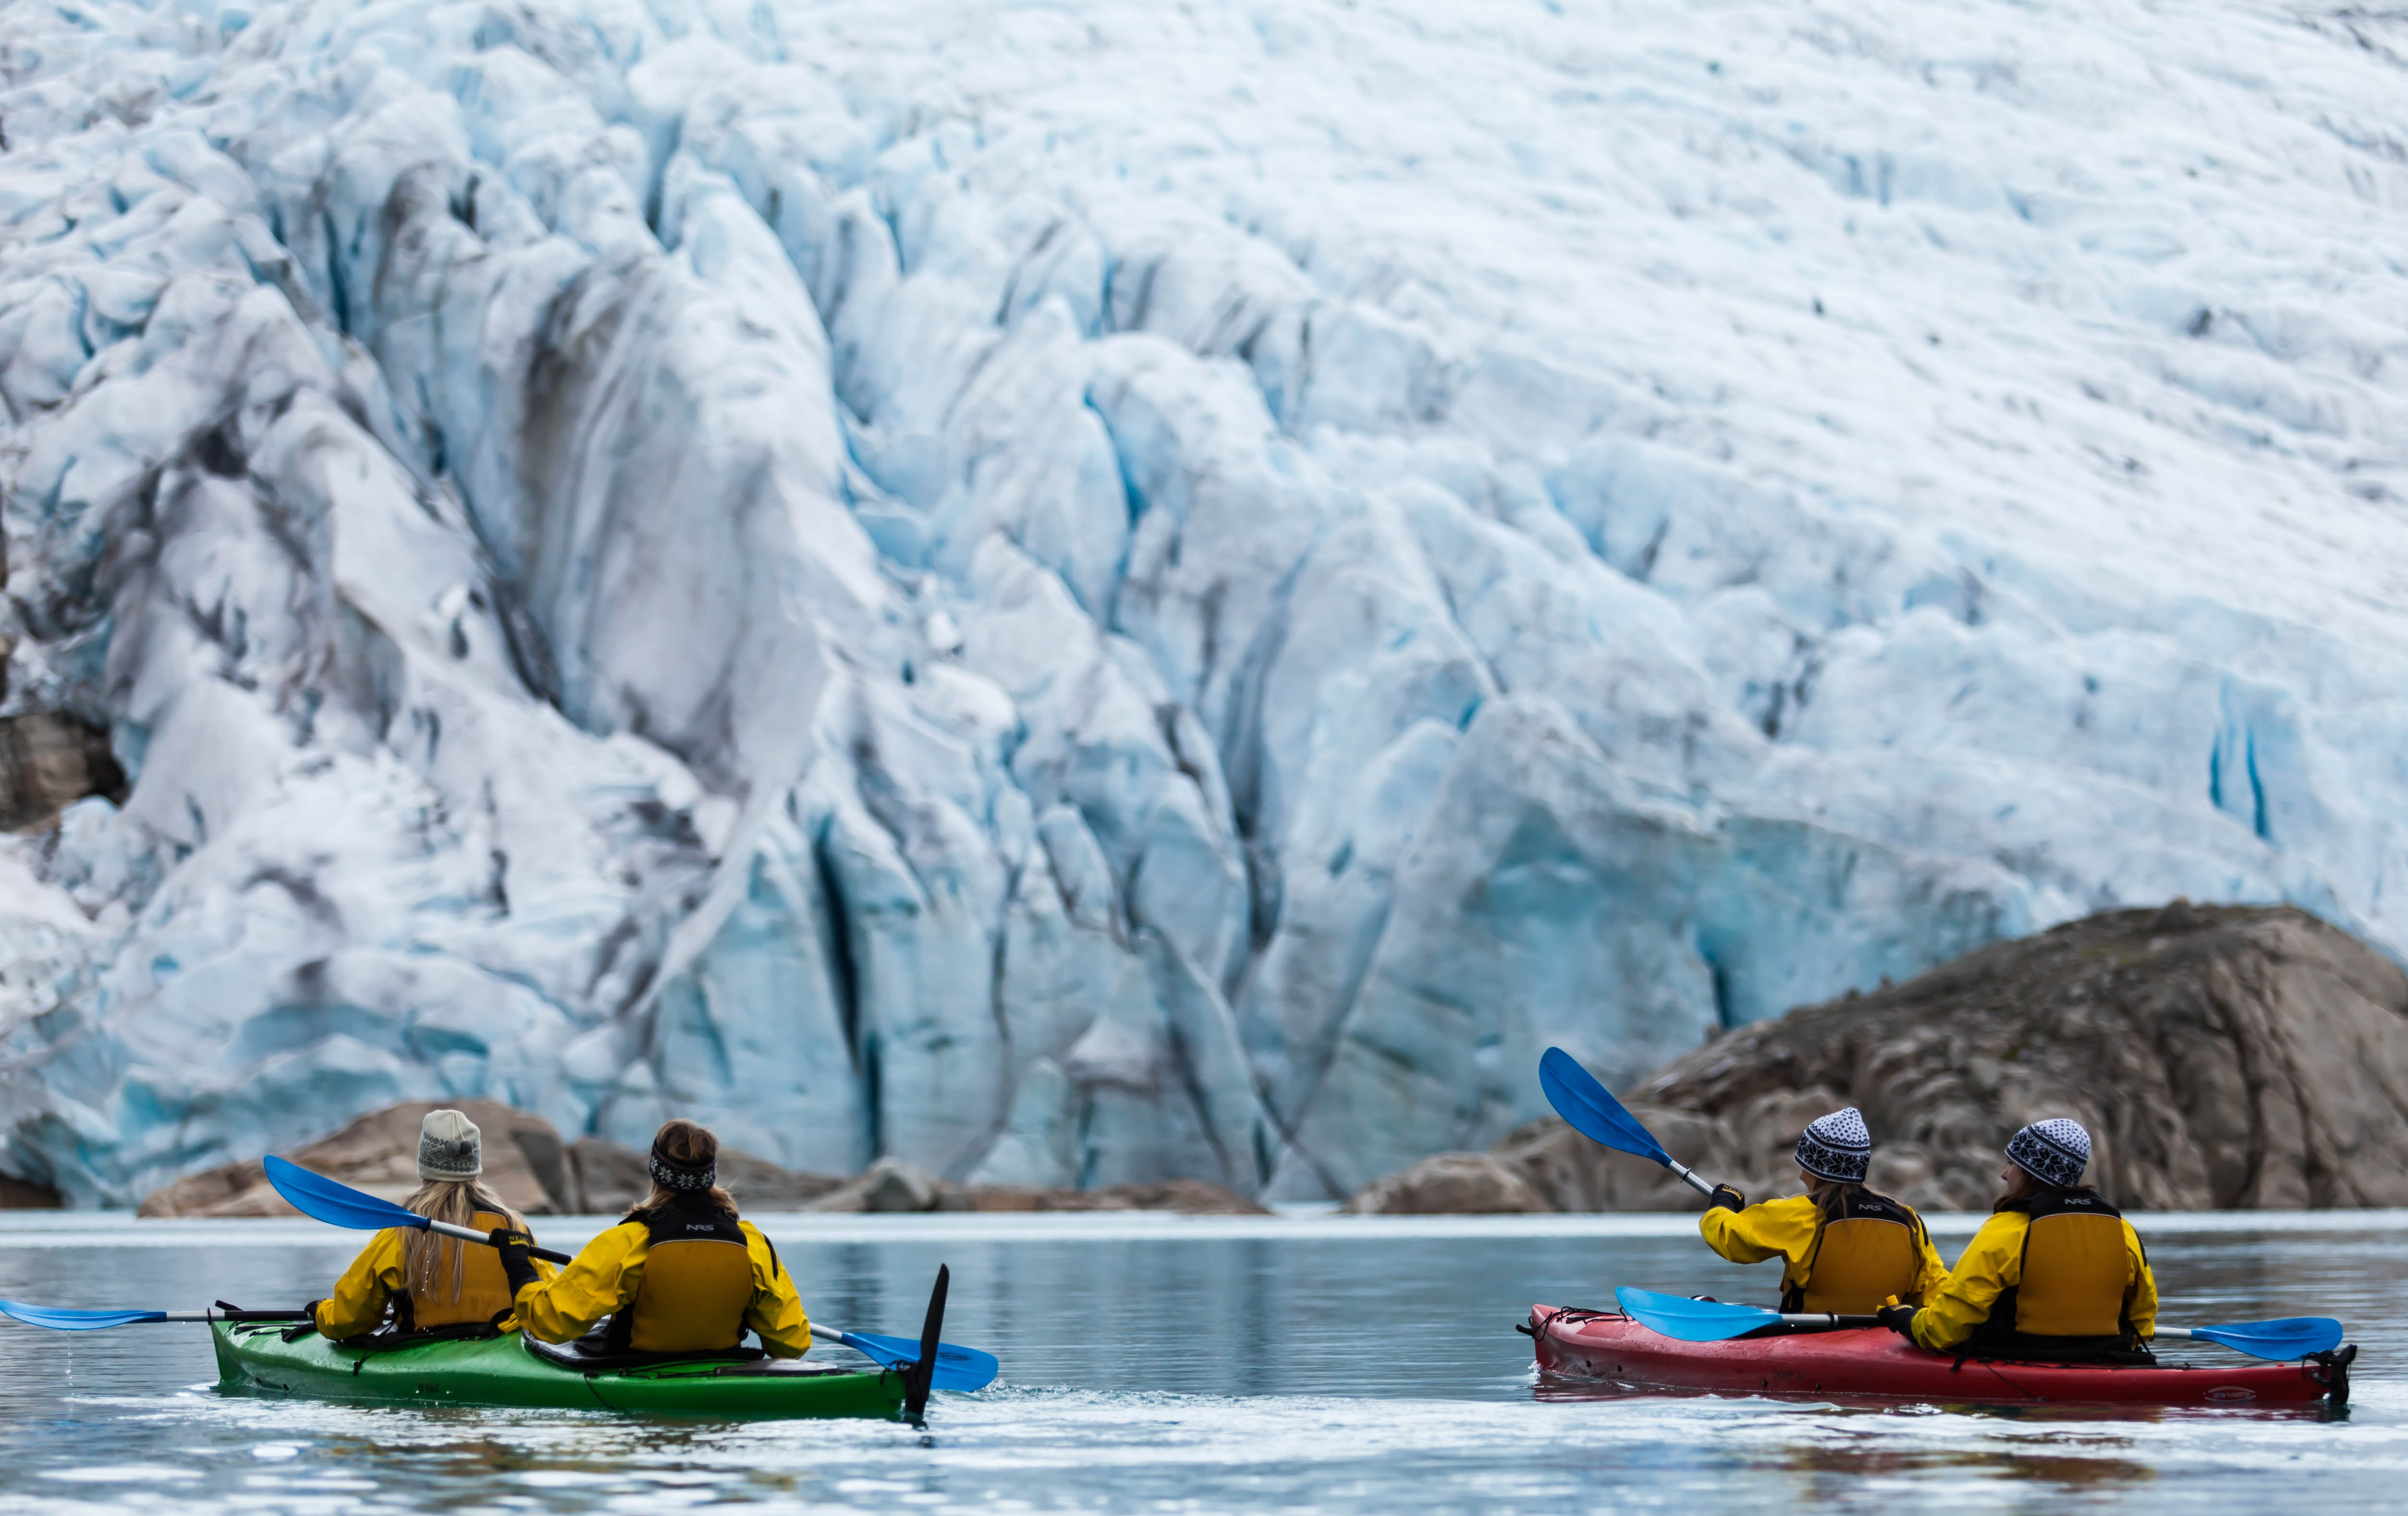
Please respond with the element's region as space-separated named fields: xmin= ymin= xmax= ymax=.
xmin=1527 ymin=1305 xmax=2353 ymax=1408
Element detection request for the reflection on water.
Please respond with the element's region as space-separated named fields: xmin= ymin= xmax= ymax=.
xmin=0 ymin=1212 xmax=2397 ymax=1512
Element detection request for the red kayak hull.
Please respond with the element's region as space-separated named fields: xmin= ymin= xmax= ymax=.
xmin=1528 ymin=1305 xmax=2347 ymax=1408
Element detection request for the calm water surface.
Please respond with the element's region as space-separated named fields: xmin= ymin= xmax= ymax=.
xmin=0 ymin=1210 xmax=2398 ymax=1513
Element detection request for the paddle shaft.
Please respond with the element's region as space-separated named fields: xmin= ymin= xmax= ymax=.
xmin=150 ymin=1310 xmax=312 ymax=1323
xmin=1664 ymin=1159 xmax=1714 ymax=1198
xmin=423 ymin=1216 xmax=573 ymax=1265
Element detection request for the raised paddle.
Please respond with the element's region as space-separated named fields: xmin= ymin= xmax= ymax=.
xmin=1614 ymin=1286 xmax=2344 ymax=1360
xmin=261 ymin=1155 xmax=1000 ymax=1391
xmin=1538 ymin=1047 xmax=1713 ymax=1197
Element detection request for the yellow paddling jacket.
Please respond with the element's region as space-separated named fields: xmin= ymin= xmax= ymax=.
xmin=1699 ymin=1189 xmax=1949 ymax=1314
xmin=509 ymin=1195 xmax=811 ymax=1358
xmin=1908 ymin=1189 xmax=2158 ymax=1354
xmin=315 ymin=1211 xmax=557 ymax=1339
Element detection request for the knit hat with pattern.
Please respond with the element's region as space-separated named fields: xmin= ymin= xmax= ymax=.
xmin=416 ymin=1109 xmax=483 ymax=1182
xmin=2005 ymin=1118 xmax=2091 ymax=1189
xmin=1794 ymin=1106 xmax=1872 ymax=1184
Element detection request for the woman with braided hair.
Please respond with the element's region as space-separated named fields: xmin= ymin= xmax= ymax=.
xmin=490 ymin=1119 xmax=811 ymax=1358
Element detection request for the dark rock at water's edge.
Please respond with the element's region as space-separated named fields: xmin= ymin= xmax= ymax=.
xmin=558 ymin=1136 xmax=845 ymax=1213
xmin=0 ymin=1172 xmax=62 ymax=1207
xmin=137 ymin=1103 xmax=1263 ymax=1216
xmin=1345 ymin=905 xmax=2408 ymax=1213
xmin=0 ymin=712 xmax=127 ymax=832
xmin=138 ymin=1101 xmax=583 ymax=1217
xmin=933 ymin=1177 xmax=1271 ymax=1215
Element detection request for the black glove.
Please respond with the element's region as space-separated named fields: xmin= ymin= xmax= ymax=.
xmin=1707 ymin=1184 xmax=1746 ymax=1213
xmin=285 ymin=1300 xmax=326 ymax=1342
xmin=488 ymin=1227 xmax=541 ymax=1295
xmin=1877 ymin=1303 xmax=1918 ymax=1338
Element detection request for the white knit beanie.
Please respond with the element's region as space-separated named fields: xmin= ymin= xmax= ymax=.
xmin=417 ymin=1109 xmax=483 ymax=1181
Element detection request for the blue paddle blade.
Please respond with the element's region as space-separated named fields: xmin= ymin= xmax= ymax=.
xmin=832 ymin=1329 xmax=1001 ymax=1392
xmin=263 ymin=1155 xmax=428 ymax=1233
xmin=1540 ymin=1048 xmax=1671 ymax=1166
xmin=1616 ymin=1286 xmax=1782 ymax=1344
xmin=2186 ymin=1317 xmax=2343 ymax=1360
xmin=0 ymin=1301 xmax=168 ymax=1331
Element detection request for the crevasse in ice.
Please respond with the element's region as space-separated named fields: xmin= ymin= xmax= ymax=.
xmin=0 ymin=0 xmax=2402 ymax=1203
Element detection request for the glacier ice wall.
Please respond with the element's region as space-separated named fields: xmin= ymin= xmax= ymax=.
xmin=0 ymin=0 xmax=2404 ymax=1202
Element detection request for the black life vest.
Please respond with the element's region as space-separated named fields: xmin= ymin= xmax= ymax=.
xmin=1780 ymin=1189 xmax=1928 ymax=1314
xmin=607 ymin=1195 xmax=760 ymax=1354
xmin=1968 ymin=1188 xmax=2146 ymax=1356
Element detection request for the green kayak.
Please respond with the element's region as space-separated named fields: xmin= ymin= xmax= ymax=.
xmin=211 ymin=1322 xmax=907 ymax=1419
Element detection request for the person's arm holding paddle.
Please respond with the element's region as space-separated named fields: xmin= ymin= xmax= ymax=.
xmin=311 ymin=1229 xmax=411 ymax=1340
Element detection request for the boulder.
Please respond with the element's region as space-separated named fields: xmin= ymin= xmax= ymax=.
xmin=805 ymin=1157 xmax=945 ymax=1213
xmin=1337 ymin=1153 xmax=1548 ymax=1214
xmin=1345 ymin=905 xmax=2408 ymax=1212
xmin=138 ymin=1101 xmax=573 ymax=1217
xmin=0 ymin=712 xmax=126 ymax=832
xmin=0 ymin=1174 xmax=62 ymax=1208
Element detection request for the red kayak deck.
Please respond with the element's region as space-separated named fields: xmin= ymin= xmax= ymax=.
xmin=1528 ymin=1305 xmax=2349 ymax=1408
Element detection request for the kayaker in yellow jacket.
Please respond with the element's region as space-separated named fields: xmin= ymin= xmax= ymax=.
xmin=1879 ymin=1118 xmax=2158 ymax=1358
xmin=308 ymin=1109 xmax=556 ymax=1339
xmin=1697 ymin=1106 xmax=1949 ymax=1314
xmin=489 ymin=1119 xmax=810 ymax=1357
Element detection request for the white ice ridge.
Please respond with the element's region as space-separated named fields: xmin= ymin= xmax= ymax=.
xmin=0 ymin=0 xmax=2402 ymax=1205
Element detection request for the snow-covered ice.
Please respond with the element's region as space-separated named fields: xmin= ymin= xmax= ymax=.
xmin=0 ymin=0 xmax=2403 ymax=1203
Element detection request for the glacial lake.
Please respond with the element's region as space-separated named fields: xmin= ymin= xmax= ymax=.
xmin=0 ymin=1210 xmax=2398 ymax=1513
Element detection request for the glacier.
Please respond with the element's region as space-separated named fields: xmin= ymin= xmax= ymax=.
xmin=0 ymin=0 xmax=2403 ymax=1205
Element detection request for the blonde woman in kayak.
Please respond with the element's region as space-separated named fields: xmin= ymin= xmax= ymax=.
xmin=1878 ymin=1118 xmax=2158 ymax=1358
xmin=1696 ymin=1107 xmax=1949 ymax=1314
xmin=489 ymin=1119 xmax=811 ymax=1357
xmin=307 ymin=1109 xmax=556 ymax=1339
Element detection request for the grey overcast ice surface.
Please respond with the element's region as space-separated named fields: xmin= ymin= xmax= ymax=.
xmin=0 ymin=0 xmax=2405 ymax=1203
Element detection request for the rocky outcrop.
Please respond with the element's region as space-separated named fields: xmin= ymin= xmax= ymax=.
xmin=0 ymin=714 xmax=125 ymax=832
xmin=0 ymin=1173 xmax=62 ymax=1208
xmin=1338 ymin=1153 xmax=1550 ymax=1214
xmin=934 ymin=1178 xmax=1271 ymax=1216
xmin=1347 ymin=905 xmax=2408 ymax=1212
xmin=138 ymin=1100 xmax=576 ymax=1217
xmin=139 ymin=1100 xmax=1265 ymax=1216
xmin=559 ymin=1136 xmax=844 ymax=1213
